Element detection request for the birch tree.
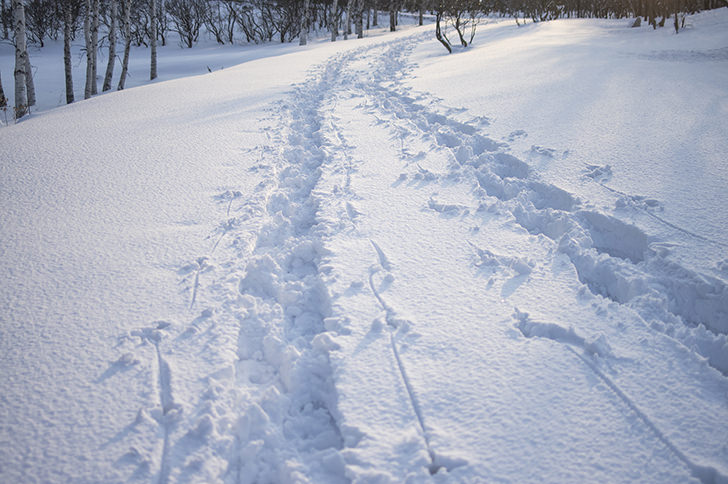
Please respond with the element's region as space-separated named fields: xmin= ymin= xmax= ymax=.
xmin=150 ymin=0 xmax=157 ymax=80
xmin=24 ymin=51 xmax=35 ymax=107
xmin=83 ymin=0 xmax=90 ymax=98
xmin=117 ymin=0 xmax=131 ymax=89
xmin=355 ymin=0 xmax=363 ymax=38
xmin=84 ymin=0 xmax=100 ymax=98
xmin=12 ymin=0 xmax=28 ymax=119
xmin=62 ymin=0 xmax=77 ymax=104
xmin=299 ymin=0 xmax=310 ymax=45
xmin=330 ymin=0 xmax=339 ymax=40
xmin=102 ymin=0 xmax=117 ymax=91
xmin=91 ymin=0 xmax=99 ymax=94
xmin=63 ymin=7 xmax=73 ymax=103
xmin=343 ymin=0 xmax=352 ymax=38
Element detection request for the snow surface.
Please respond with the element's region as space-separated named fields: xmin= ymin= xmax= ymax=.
xmin=1 ymin=10 xmax=728 ymax=484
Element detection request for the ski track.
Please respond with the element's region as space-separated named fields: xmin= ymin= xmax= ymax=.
xmin=367 ymin=242 xmax=466 ymax=475
xmin=340 ymin=35 xmax=728 ymax=378
xmin=129 ymin=321 xmax=181 ymax=484
xmin=514 ymin=309 xmax=726 ymax=483
xmin=584 ymin=168 xmax=728 ymax=250
xmin=111 ymin=31 xmax=728 ymax=482
xmin=566 ymin=344 xmax=728 ymax=484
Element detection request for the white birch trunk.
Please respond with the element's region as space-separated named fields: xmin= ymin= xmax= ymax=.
xmin=150 ymin=0 xmax=157 ymax=80
xmin=344 ymin=0 xmax=353 ymax=39
xmin=24 ymin=52 xmax=34 ymax=106
xmin=84 ymin=0 xmax=93 ymax=98
xmin=12 ymin=0 xmax=27 ymax=119
xmin=330 ymin=0 xmax=339 ymax=41
xmin=64 ymin=4 xmax=74 ymax=104
xmin=355 ymin=0 xmax=363 ymax=38
xmin=299 ymin=0 xmax=310 ymax=45
xmin=103 ymin=0 xmax=117 ymax=91
xmin=91 ymin=0 xmax=99 ymax=95
xmin=117 ymin=0 xmax=131 ymax=90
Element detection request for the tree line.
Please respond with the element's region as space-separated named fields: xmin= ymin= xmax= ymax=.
xmin=2 ymin=0 xmax=725 ymax=120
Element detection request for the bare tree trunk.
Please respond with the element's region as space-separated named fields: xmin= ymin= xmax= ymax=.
xmin=419 ymin=0 xmax=423 ymax=25
xmin=372 ymin=0 xmax=378 ymax=26
xmin=117 ymin=0 xmax=131 ymax=90
xmin=355 ymin=0 xmax=363 ymax=38
xmin=673 ymin=0 xmax=679 ymax=33
xmin=299 ymin=0 xmax=310 ymax=45
xmin=63 ymin=5 xmax=74 ymax=104
xmin=389 ymin=1 xmax=396 ymax=31
xmin=84 ymin=0 xmax=96 ymax=98
xmin=91 ymin=0 xmax=99 ymax=95
xmin=150 ymin=0 xmax=157 ymax=80
xmin=344 ymin=0 xmax=352 ymax=38
xmin=435 ymin=10 xmax=451 ymax=53
xmin=24 ymin=54 xmax=35 ymax=107
xmin=103 ymin=0 xmax=117 ymax=91
xmin=84 ymin=0 xmax=91 ymax=98
xmin=12 ymin=0 xmax=28 ymax=119
xmin=330 ymin=0 xmax=339 ymax=41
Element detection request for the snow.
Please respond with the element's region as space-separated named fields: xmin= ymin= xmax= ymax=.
xmin=408 ymin=13 xmax=728 ymax=274
xmin=2 ymin=10 xmax=728 ymax=484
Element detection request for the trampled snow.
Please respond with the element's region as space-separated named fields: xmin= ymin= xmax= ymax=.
xmin=1 ymin=10 xmax=727 ymax=484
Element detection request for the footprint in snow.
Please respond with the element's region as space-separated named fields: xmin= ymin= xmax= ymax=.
xmin=530 ymin=145 xmax=557 ymax=158
xmin=615 ymin=194 xmax=662 ymax=212
xmin=584 ymin=164 xmax=613 ymax=183
xmin=507 ymin=129 xmax=527 ymax=141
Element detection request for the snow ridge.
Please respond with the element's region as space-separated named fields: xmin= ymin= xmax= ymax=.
xmin=349 ymin=38 xmax=728 ymax=377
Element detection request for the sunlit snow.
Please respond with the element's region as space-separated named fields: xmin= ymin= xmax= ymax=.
xmin=1 ymin=9 xmax=727 ymax=484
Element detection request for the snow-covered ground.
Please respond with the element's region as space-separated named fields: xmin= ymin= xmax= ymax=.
xmin=1 ymin=10 xmax=727 ymax=484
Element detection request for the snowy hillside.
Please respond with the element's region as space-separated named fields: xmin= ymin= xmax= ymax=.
xmin=1 ymin=10 xmax=727 ymax=484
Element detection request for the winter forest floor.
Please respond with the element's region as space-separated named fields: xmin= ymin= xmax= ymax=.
xmin=1 ymin=9 xmax=728 ymax=484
